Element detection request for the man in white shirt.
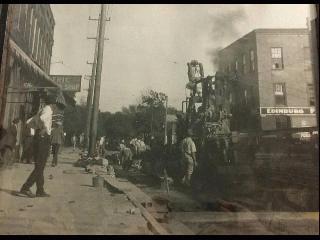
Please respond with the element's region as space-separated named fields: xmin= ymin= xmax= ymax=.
xmin=20 ymin=95 xmax=60 ymax=198
xmin=180 ymin=129 xmax=197 ymax=186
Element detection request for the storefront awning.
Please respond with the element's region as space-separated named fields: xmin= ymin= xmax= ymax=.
xmin=8 ymin=38 xmax=75 ymax=107
xmin=9 ymin=38 xmax=59 ymax=88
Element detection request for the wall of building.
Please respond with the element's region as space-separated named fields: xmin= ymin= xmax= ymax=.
xmin=218 ymin=31 xmax=260 ymax=132
xmin=0 ymin=4 xmax=55 ymax=158
xmin=218 ymin=28 xmax=317 ymax=132
xmin=10 ymin=4 xmax=54 ymax=74
xmin=256 ymin=29 xmax=316 ymax=130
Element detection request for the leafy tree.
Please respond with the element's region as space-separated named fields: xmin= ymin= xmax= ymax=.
xmin=63 ymin=103 xmax=87 ymax=145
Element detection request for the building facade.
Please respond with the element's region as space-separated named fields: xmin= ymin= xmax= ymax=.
xmin=0 ymin=4 xmax=58 ymax=158
xmin=217 ymin=28 xmax=317 ymax=132
xmin=1 ymin=4 xmax=56 ymax=126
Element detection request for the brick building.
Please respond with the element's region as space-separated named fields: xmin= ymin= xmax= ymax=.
xmin=217 ymin=28 xmax=317 ymax=132
xmin=0 ymin=4 xmax=58 ymax=126
xmin=0 ymin=4 xmax=59 ymax=158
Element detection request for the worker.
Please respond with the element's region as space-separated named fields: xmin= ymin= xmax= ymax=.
xmin=98 ymin=136 xmax=106 ymax=157
xmin=21 ymin=119 xmax=35 ymax=164
xmin=0 ymin=118 xmax=20 ymax=168
xmin=20 ymin=95 xmax=63 ymax=198
xmin=180 ymin=129 xmax=197 ymax=186
xmin=79 ymin=133 xmax=84 ymax=150
xmin=120 ymin=143 xmax=133 ymax=171
xmin=50 ymin=122 xmax=64 ymax=167
xmin=71 ymin=134 xmax=77 ymax=152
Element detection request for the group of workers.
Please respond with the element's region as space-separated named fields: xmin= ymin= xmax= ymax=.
xmin=117 ymin=131 xmax=197 ymax=187
xmin=0 ymin=118 xmax=65 ymax=169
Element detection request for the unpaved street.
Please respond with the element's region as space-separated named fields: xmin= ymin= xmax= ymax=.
xmin=0 ymin=148 xmax=151 ymax=235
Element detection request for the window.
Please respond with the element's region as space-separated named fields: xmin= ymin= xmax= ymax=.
xmin=276 ymin=116 xmax=291 ymax=129
xmin=37 ymin=33 xmax=42 ymax=62
xmin=271 ymin=47 xmax=283 ymax=69
xmin=235 ymin=59 xmax=238 ymax=71
xmin=242 ymin=54 xmax=247 ymax=73
xmin=250 ymin=50 xmax=255 ymax=71
xmin=274 ymin=83 xmax=286 ymax=106
xmin=31 ymin=18 xmax=37 ymax=56
xmin=28 ymin=8 xmax=34 ymax=49
xmin=244 ymin=89 xmax=248 ymax=104
xmin=35 ymin=27 xmax=40 ymax=60
xmin=17 ymin=4 xmax=22 ymax=30
xmin=307 ymin=84 xmax=315 ymax=106
xmin=23 ymin=5 xmax=28 ymax=38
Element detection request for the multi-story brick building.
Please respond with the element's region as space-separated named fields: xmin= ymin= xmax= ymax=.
xmin=217 ymin=28 xmax=317 ymax=132
xmin=0 ymin=4 xmax=59 ymax=159
xmin=0 ymin=4 xmax=57 ymax=128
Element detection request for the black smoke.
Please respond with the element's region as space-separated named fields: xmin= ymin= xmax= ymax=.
xmin=207 ymin=8 xmax=247 ymax=70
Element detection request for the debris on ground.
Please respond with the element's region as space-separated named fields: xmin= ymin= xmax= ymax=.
xmin=127 ymin=208 xmax=136 ymax=215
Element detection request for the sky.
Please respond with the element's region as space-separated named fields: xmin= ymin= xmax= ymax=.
xmin=50 ymin=4 xmax=311 ymax=113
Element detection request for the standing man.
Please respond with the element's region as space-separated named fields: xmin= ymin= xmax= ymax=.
xmin=50 ymin=122 xmax=64 ymax=167
xmin=79 ymin=133 xmax=84 ymax=150
xmin=20 ymin=95 xmax=58 ymax=198
xmin=0 ymin=118 xmax=20 ymax=167
xmin=21 ymin=120 xmax=35 ymax=164
xmin=180 ymin=129 xmax=197 ymax=186
xmin=120 ymin=143 xmax=133 ymax=171
xmin=71 ymin=134 xmax=77 ymax=152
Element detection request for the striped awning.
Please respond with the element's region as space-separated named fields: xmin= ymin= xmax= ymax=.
xmin=8 ymin=38 xmax=75 ymax=107
xmin=9 ymin=38 xmax=59 ymax=88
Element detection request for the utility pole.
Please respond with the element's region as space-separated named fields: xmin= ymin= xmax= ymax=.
xmin=164 ymin=95 xmax=168 ymax=145
xmin=85 ymin=14 xmax=100 ymax=150
xmin=89 ymin=4 xmax=107 ymax=156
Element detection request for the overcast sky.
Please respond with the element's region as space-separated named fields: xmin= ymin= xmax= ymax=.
xmin=50 ymin=4 xmax=310 ymax=113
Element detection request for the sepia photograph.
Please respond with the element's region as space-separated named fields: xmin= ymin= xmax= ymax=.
xmin=0 ymin=3 xmax=319 ymax=235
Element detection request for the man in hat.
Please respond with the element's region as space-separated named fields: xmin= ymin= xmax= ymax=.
xmin=20 ymin=95 xmax=62 ymax=198
xmin=50 ymin=121 xmax=64 ymax=167
xmin=180 ymin=129 xmax=197 ymax=186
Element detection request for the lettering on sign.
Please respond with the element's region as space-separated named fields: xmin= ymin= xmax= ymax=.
xmin=260 ymin=107 xmax=316 ymax=116
xmin=50 ymin=75 xmax=82 ymax=92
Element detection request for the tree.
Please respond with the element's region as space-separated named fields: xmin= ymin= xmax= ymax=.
xmin=97 ymin=89 xmax=179 ymax=146
xmin=63 ymin=103 xmax=87 ymax=145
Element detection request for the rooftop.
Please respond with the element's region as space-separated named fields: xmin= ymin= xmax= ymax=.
xmin=220 ymin=28 xmax=309 ymax=52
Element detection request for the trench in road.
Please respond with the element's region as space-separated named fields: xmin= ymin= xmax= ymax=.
xmin=109 ymin=162 xmax=319 ymax=235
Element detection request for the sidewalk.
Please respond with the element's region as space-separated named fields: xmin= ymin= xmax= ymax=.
xmin=0 ymin=148 xmax=151 ymax=235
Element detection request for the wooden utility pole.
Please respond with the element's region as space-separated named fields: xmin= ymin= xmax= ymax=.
xmin=164 ymin=96 xmax=168 ymax=145
xmin=89 ymin=4 xmax=107 ymax=156
xmin=85 ymin=14 xmax=100 ymax=150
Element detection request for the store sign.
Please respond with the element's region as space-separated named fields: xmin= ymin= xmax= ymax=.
xmin=50 ymin=75 xmax=82 ymax=92
xmin=260 ymin=107 xmax=316 ymax=116
xmin=23 ymin=82 xmax=33 ymax=88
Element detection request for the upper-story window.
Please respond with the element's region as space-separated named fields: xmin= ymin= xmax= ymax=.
xmin=307 ymin=83 xmax=315 ymax=106
xmin=23 ymin=5 xmax=28 ymax=38
xmin=235 ymin=59 xmax=238 ymax=72
xmin=35 ymin=27 xmax=40 ymax=61
xmin=242 ymin=54 xmax=247 ymax=74
xmin=250 ymin=50 xmax=255 ymax=72
xmin=16 ymin=4 xmax=22 ymax=30
xmin=28 ymin=8 xmax=34 ymax=49
xmin=244 ymin=89 xmax=248 ymax=104
xmin=31 ymin=18 xmax=37 ymax=56
xmin=274 ymin=83 xmax=286 ymax=106
xmin=271 ymin=47 xmax=284 ymax=70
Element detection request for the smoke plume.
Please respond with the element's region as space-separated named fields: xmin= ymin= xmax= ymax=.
xmin=207 ymin=7 xmax=248 ymax=70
